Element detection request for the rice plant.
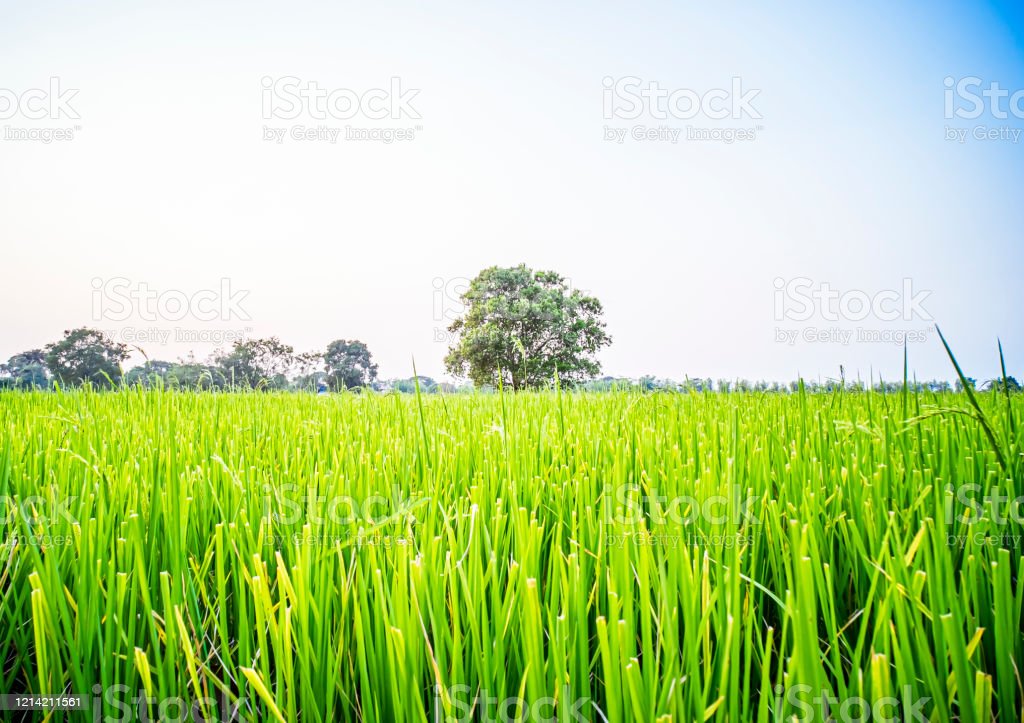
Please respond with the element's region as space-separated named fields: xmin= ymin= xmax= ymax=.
xmin=0 ymin=383 xmax=1021 ymax=721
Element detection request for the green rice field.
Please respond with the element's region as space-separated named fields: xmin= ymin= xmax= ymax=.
xmin=0 ymin=387 xmax=1021 ymax=721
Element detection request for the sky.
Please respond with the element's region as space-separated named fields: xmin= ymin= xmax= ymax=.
xmin=1 ymin=0 xmax=1022 ymax=384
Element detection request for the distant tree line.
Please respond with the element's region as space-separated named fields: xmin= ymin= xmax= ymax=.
xmin=582 ymin=375 xmax=1019 ymax=394
xmin=1 ymin=265 xmax=1018 ymax=394
xmin=0 ymin=328 xmax=383 ymax=392
xmin=1 ymin=327 xmax=1017 ymax=395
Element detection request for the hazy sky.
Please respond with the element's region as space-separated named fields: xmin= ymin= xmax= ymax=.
xmin=2 ymin=0 xmax=1022 ymax=383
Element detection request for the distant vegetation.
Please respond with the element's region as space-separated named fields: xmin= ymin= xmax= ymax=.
xmin=0 ymin=331 xmax=381 ymax=392
xmin=0 ymin=264 xmax=1019 ymax=394
xmin=1 ymin=327 xmax=1018 ymax=395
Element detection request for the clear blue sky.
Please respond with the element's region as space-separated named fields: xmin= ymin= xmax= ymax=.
xmin=1 ymin=0 xmax=1021 ymax=383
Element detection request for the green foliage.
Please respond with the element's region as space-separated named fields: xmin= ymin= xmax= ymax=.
xmin=123 ymin=360 xmax=176 ymax=387
xmin=124 ymin=359 xmax=226 ymax=390
xmin=444 ymin=264 xmax=611 ymax=389
xmin=0 ymin=349 xmax=49 ymax=388
xmin=43 ymin=327 xmax=129 ymax=388
xmin=986 ymin=376 xmax=1021 ymax=393
xmin=214 ymin=337 xmax=295 ymax=390
xmin=389 ymin=376 xmax=438 ymax=393
xmin=323 ymin=339 xmax=377 ymax=390
xmin=0 ymin=387 xmax=1021 ymax=721
xmin=120 ymin=341 xmax=377 ymax=393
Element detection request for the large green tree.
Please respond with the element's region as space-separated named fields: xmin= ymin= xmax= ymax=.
xmin=44 ymin=328 xmax=130 ymax=387
xmin=324 ymin=339 xmax=378 ymax=390
xmin=444 ymin=265 xmax=611 ymax=389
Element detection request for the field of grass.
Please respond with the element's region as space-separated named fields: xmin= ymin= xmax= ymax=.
xmin=0 ymin=387 xmax=1021 ymax=722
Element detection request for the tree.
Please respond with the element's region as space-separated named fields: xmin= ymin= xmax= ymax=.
xmin=44 ymin=328 xmax=129 ymax=388
xmin=1 ymin=349 xmax=50 ymax=388
xmin=444 ymin=265 xmax=611 ymax=390
xmin=324 ymin=340 xmax=378 ymax=390
xmin=214 ymin=337 xmax=295 ymax=389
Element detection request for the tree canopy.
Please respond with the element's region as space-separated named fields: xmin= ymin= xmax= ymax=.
xmin=214 ymin=337 xmax=295 ymax=389
xmin=444 ymin=264 xmax=611 ymax=389
xmin=324 ymin=339 xmax=378 ymax=390
xmin=44 ymin=328 xmax=129 ymax=388
xmin=1 ymin=349 xmax=50 ymax=388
